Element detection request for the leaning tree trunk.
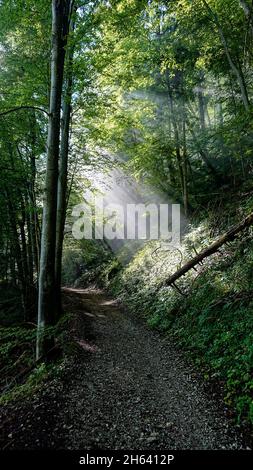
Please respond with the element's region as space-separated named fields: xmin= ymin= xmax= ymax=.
xmin=36 ymin=0 xmax=70 ymax=360
xmin=159 ymin=211 xmax=253 ymax=291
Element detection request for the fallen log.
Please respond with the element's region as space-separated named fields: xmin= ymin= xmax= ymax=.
xmin=162 ymin=211 xmax=253 ymax=289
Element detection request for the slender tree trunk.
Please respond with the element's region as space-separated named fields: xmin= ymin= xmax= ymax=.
xmin=167 ymin=86 xmax=184 ymax=199
xmin=4 ymin=240 xmax=9 ymax=282
xmin=239 ymin=0 xmax=252 ymax=16
xmin=182 ymin=101 xmax=189 ymax=216
xmin=10 ymin=254 xmax=16 ymax=286
xmin=18 ymin=198 xmax=30 ymax=318
xmin=6 ymin=194 xmax=26 ymax=315
xmin=239 ymin=0 xmax=253 ymax=34
xmin=168 ymin=113 xmax=172 ymax=140
xmin=202 ymin=0 xmax=250 ymax=110
xmin=186 ymin=115 xmax=225 ymax=183
xmin=28 ymin=112 xmax=40 ymax=276
xmin=197 ymin=81 xmax=220 ymax=178
xmin=55 ymin=9 xmax=75 ymax=315
xmin=27 ymin=188 xmax=40 ymax=277
xmin=217 ymin=102 xmax=224 ymax=127
xmin=198 ymin=88 xmax=206 ymax=131
xmin=37 ymin=0 xmax=70 ymax=360
xmin=23 ymin=190 xmax=35 ymax=288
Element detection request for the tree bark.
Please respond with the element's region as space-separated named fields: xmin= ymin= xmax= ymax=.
xmin=28 ymin=112 xmax=40 ymax=276
xmin=166 ymin=86 xmax=184 ymax=199
xmin=181 ymin=101 xmax=189 ymax=216
xmin=37 ymin=0 xmax=70 ymax=360
xmin=6 ymin=193 xmax=26 ymax=315
xmin=55 ymin=8 xmax=75 ymax=316
xmin=198 ymin=87 xmax=206 ymax=131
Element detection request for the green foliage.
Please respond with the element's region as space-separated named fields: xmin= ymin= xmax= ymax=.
xmin=76 ymin=0 xmax=253 ymax=216
xmin=62 ymin=238 xmax=113 ymax=287
xmin=0 ymin=0 xmax=253 ymax=431
xmin=110 ymin=216 xmax=253 ymax=426
xmin=0 ymin=283 xmax=23 ymax=326
xmin=0 ymin=362 xmax=55 ymax=405
xmin=0 ymin=312 xmax=71 ymax=403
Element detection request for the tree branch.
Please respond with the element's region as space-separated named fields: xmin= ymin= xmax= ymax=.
xmin=0 ymin=106 xmax=49 ymax=118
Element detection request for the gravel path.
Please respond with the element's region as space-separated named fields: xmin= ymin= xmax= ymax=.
xmin=0 ymin=288 xmax=246 ymax=450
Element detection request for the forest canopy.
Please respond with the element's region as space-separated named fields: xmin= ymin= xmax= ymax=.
xmin=1 ymin=0 xmax=253 ymax=448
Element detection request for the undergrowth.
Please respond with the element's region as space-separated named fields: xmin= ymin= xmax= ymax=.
xmin=0 ymin=313 xmax=71 ymax=404
xmin=108 ymin=200 xmax=253 ymax=428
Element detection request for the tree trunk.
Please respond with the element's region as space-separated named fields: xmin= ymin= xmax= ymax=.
xmin=202 ymin=0 xmax=250 ymax=110
xmin=6 ymin=194 xmax=26 ymax=315
xmin=160 ymin=211 xmax=253 ymax=290
xmin=55 ymin=9 xmax=75 ymax=316
xmin=18 ymin=198 xmax=30 ymax=319
xmin=37 ymin=0 xmax=70 ymax=360
xmin=198 ymin=87 xmax=206 ymax=131
xmin=182 ymin=101 xmax=189 ymax=216
xmin=239 ymin=0 xmax=253 ymax=33
xmin=185 ymin=113 xmax=224 ymax=183
xmin=28 ymin=112 xmax=40 ymax=276
xmin=196 ymin=80 xmax=224 ymax=181
xmin=167 ymin=86 xmax=184 ymax=200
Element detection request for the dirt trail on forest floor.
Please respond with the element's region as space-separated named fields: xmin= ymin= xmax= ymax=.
xmin=0 ymin=288 xmax=246 ymax=450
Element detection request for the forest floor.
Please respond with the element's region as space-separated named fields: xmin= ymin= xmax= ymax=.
xmin=0 ymin=287 xmax=248 ymax=450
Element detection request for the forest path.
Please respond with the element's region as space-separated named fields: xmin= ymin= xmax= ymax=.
xmin=0 ymin=288 xmax=244 ymax=450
